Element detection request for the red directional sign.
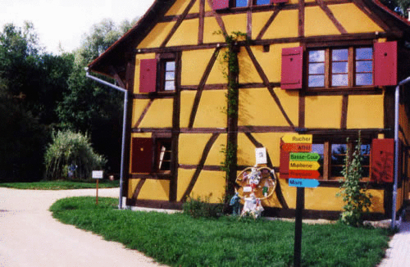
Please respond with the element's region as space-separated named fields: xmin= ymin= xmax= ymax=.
xmin=281 ymin=143 xmax=312 ymax=152
xmin=289 ymin=170 xmax=320 ymax=179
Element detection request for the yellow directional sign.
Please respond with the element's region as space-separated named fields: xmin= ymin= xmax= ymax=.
xmin=289 ymin=161 xmax=320 ymax=170
xmin=282 ymin=134 xmax=313 ymax=144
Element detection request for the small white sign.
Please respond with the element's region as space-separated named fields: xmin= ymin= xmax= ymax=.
xmin=243 ymin=186 xmax=252 ymax=193
xmin=92 ymin=170 xmax=104 ymax=179
xmin=255 ymin=147 xmax=267 ymax=164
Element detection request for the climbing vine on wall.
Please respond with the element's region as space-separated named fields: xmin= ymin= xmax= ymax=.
xmin=215 ymin=31 xmax=248 ymax=208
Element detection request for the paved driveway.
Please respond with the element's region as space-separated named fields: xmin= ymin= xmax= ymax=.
xmin=0 ymin=187 xmax=165 ymax=267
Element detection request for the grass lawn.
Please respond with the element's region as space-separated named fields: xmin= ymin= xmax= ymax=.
xmin=50 ymin=197 xmax=392 ymax=267
xmin=0 ymin=180 xmax=119 ymax=190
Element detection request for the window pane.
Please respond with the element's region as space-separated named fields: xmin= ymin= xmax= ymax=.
xmin=256 ymin=0 xmax=270 ymax=4
xmin=236 ymin=0 xmax=248 ymax=7
xmin=332 ymin=49 xmax=348 ymax=61
xmin=332 ymin=74 xmax=348 ymax=86
xmin=165 ymin=61 xmax=175 ymax=71
xmin=311 ymin=144 xmax=324 ymax=177
xmin=356 ymin=73 xmax=373 ymax=86
xmin=309 ymin=50 xmax=325 ymax=62
xmin=331 ymin=144 xmax=346 ymax=177
xmin=309 ymin=75 xmax=325 ymax=87
xmin=165 ymin=72 xmax=175 ymax=80
xmin=356 ymin=61 xmax=372 ymax=72
xmin=332 ymin=62 xmax=348 ymax=73
xmin=164 ymin=81 xmax=175 ymax=91
xmin=309 ymin=63 xmax=325 ymax=74
xmin=356 ymin=48 xmax=372 ymax=60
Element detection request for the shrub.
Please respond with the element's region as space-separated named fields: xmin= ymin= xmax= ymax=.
xmin=338 ymin=133 xmax=372 ymax=227
xmin=182 ymin=194 xmax=223 ymax=219
xmin=44 ymin=130 xmax=106 ymax=180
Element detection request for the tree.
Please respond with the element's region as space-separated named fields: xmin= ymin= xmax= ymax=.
xmin=57 ymin=18 xmax=138 ymax=174
xmin=44 ymin=130 xmax=106 ymax=180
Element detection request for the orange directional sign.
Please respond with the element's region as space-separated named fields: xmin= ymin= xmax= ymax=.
xmin=289 ymin=161 xmax=320 ymax=171
xmin=289 ymin=170 xmax=320 ymax=179
xmin=282 ymin=134 xmax=312 ymax=144
xmin=282 ymin=143 xmax=312 ymax=152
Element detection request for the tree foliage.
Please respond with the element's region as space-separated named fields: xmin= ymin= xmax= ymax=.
xmin=57 ymin=18 xmax=138 ymax=173
xmin=0 ymin=22 xmax=74 ymax=182
xmin=44 ymin=130 xmax=107 ymax=180
xmin=0 ymin=18 xmax=137 ymax=182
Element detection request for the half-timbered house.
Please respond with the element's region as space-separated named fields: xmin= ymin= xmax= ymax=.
xmin=88 ymin=0 xmax=410 ymax=219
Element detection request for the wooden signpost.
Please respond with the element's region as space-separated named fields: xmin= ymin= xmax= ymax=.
xmin=282 ymin=134 xmax=320 ymax=267
xmin=92 ymin=170 xmax=104 ymax=205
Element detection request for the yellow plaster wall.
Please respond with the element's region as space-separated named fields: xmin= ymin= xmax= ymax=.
xmin=305 ymin=96 xmax=343 ymax=128
xmin=260 ymin=180 xmax=384 ymax=212
xmin=203 ymin=17 xmax=226 ymax=43
xmin=134 ymin=53 xmax=156 ymax=94
xmin=237 ymin=133 xmax=256 ymax=166
xmin=238 ymin=88 xmax=298 ymax=127
xmin=165 ymin=0 xmax=190 ymax=16
xmin=206 ymin=48 xmax=228 ymax=84
xmin=191 ymin=170 xmax=226 ymax=203
xmin=128 ymin=179 xmax=170 ymax=201
xmin=237 ymin=132 xmax=287 ymax=167
xmin=329 ymin=3 xmax=384 ymax=33
xmin=167 ymin=19 xmax=199 ymax=47
xmin=193 ymin=90 xmax=227 ymax=128
xmin=181 ymin=49 xmax=215 ymax=86
xmin=137 ymin=22 xmax=176 ymax=49
xmin=177 ymin=168 xmax=196 ymax=201
xmin=132 ymin=99 xmax=151 ymax=127
xmin=180 ymin=91 xmax=196 ymax=128
xmin=179 ymin=133 xmax=213 ymax=165
xmin=177 ymin=169 xmax=226 ymax=203
xmin=223 ymin=14 xmax=248 ymax=36
xmin=254 ymin=10 xmax=299 ymax=40
xmin=238 ymin=47 xmax=263 ymax=84
xmin=250 ymin=43 xmax=300 ymax=83
xmin=347 ymin=95 xmax=384 ymax=129
xmin=305 ymin=7 xmax=341 ymax=37
xmin=204 ymin=133 xmax=227 ymax=166
xmin=138 ymin=99 xmax=173 ymax=128
xmin=189 ymin=0 xmax=200 ymax=14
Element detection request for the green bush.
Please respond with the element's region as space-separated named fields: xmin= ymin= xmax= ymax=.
xmin=44 ymin=130 xmax=106 ymax=180
xmin=182 ymin=195 xmax=223 ymax=219
xmin=338 ymin=133 xmax=372 ymax=227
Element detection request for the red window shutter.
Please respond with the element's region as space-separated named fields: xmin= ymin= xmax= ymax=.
xmin=131 ymin=138 xmax=153 ymax=173
xmin=279 ymin=140 xmax=289 ymax=179
xmin=374 ymin=41 xmax=397 ymax=86
xmin=139 ymin=59 xmax=157 ymax=93
xmin=213 ymin=0 xmax=229 ymax=10
xmin=371 ymin=139 xmax=394 ymax=183
xmin=271 ymin=0 xmax=288 ymax=3
xmin=281 ymin=46 xmax=303 ymax=90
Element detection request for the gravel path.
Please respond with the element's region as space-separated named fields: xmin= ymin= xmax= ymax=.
xmin=0 ymin=187 xmax=166 ymax=267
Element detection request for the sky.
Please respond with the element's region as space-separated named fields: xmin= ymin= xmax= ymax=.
xmin=0 ymin=0 xmax=155 ymax=54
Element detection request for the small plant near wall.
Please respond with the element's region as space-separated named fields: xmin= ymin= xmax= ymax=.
xmin=337 ymin=132 xmax=372 ymax=227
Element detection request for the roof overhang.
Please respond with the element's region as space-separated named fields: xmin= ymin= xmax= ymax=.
xmin=88 ymin=0 xmax=176 ymax=78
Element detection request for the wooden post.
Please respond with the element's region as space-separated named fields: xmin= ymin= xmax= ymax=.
xmin=294 ymin=187 xmax=304 ymax=267
xmin=96 ymin=179 xmax=99 ymax=205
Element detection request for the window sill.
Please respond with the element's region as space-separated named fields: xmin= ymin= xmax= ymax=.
xmin=305 ymin=86 xmax=382 ymax=96
xmin=130 ymin=173 xmax=173 ymax=180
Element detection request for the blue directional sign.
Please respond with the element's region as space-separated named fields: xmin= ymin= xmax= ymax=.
xmin=288 ymin=178 xmax=320 ymax=188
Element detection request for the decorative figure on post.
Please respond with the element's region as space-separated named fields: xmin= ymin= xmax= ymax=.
xmin=234 ymin=165 xmax=277 ymax=218
xmin=229 ymin=192 xmax=241 ymax=216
